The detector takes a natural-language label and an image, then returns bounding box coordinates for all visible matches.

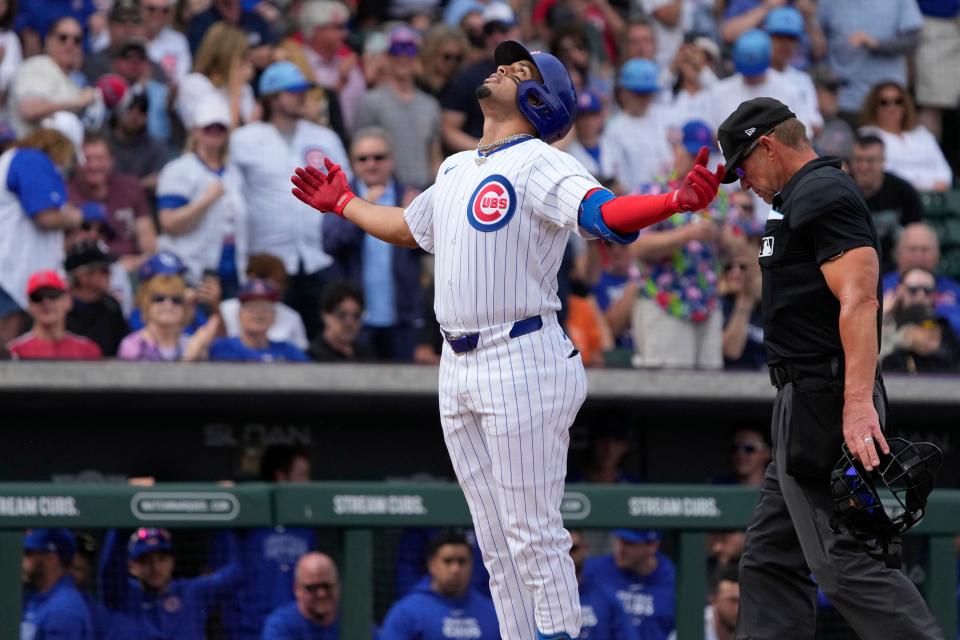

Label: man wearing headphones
[292,41,724,639]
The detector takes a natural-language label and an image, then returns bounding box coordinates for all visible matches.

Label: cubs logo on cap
[467,175,517,232]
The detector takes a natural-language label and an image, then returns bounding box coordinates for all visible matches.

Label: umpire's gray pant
[736,381,944,640]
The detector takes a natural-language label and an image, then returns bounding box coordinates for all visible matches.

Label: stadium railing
[0,482,956,639]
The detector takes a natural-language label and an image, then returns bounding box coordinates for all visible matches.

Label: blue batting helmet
[494,41,577,144]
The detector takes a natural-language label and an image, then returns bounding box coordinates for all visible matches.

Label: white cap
[41,111,85,164]
[482,2,515,25]
[192,96,231,129]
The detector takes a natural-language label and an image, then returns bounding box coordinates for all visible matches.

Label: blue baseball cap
[139,251,187,282]
[128,527,173,560]
[576,91,603,115]
[613,529,662,544]
[80,202,108,224]
[619,58,659,94]
[682,120,716,156]
[24,528,76,563]
[733,30,771,76]
[258,61,313,96]
[765,7,804,38]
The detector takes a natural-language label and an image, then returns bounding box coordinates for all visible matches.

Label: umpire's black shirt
[759,157,882,364]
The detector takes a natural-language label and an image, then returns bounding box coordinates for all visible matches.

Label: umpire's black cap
[718,97,796,183]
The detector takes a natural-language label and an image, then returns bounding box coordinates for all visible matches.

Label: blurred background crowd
[0,0,958,373]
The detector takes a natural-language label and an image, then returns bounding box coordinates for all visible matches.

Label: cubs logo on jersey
[467,175,517,232]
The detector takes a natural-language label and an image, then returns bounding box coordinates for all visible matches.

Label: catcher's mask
[829,437,942,568]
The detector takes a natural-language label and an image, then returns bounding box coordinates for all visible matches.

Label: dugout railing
[0,482,956,639]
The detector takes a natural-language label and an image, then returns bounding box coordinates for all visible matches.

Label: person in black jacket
[65,238,129,356]
[321,128,423,361]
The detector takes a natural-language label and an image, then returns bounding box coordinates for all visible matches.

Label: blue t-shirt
[21,576,93,640]
[261,603,338,640]
[208,527,316,640]
[581,554,676,640]
[592,271,633,349]
[579,579,640,640]
[379,584,500,640]
[7,148,66,218]
[209,336,309,362]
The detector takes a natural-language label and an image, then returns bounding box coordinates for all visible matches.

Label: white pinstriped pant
[438,313,587,639]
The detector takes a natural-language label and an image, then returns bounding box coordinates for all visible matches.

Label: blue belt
[444,316,544,354]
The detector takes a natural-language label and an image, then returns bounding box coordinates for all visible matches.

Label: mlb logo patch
[467,175,517,232]
[760,236,775,257]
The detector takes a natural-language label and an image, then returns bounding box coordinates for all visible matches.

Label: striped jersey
[404,137,600,333]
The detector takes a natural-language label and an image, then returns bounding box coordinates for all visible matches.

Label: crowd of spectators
[0,0,958,372]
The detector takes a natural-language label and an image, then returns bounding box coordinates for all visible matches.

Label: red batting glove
[673,147,726,213]
[291,158,356,217]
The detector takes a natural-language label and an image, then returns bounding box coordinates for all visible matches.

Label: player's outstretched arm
[590,147,725,236]
[291,160,418,249]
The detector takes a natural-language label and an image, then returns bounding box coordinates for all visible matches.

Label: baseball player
[292,40,724,639]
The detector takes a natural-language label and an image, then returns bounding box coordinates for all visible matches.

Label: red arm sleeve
[593,189,681,234]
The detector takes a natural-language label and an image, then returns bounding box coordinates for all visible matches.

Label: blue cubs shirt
[208,336,309,362]
[261,602,338,640]
[582,553,676,640]
[378,582,500,640]
[208,527,316,640]
[578,579,640,640]
[106,568,240,640]
[21,576,93,640]
[7,148,67,218]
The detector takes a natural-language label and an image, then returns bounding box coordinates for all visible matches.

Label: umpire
[718,97,944,640]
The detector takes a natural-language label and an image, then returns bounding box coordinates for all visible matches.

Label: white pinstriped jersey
[404,138,600,334]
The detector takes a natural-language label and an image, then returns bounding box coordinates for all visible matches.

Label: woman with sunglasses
[858,81,953,192]
[156,99,247,300]
[117,273,219,361]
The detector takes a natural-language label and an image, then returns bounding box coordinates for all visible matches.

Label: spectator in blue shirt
[101,527,240,640]
[380,531,500,640]
[570,530,638,640]
[321,128,424,362]
[209,280,309,362]
[21,528,93,640]
[582,530,676,640]
[210,445,317,640]
[261,552,340,640]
